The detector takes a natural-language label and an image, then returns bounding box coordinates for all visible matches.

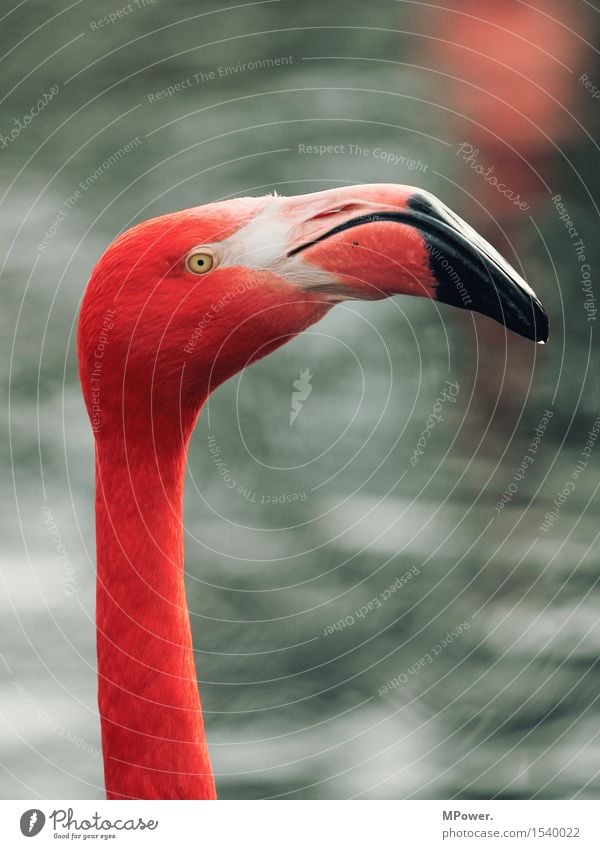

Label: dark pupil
[197,258,204,266]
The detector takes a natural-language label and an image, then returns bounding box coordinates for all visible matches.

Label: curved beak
[284,185,549,344]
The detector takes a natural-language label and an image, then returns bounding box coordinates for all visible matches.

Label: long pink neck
[94,410,215,800]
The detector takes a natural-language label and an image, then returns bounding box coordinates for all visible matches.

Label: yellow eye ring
[185,248,218,275]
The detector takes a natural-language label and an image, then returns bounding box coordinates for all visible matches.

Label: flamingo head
[78,183,548,438]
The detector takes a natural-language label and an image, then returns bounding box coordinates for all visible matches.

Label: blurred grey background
[2,0,600,799]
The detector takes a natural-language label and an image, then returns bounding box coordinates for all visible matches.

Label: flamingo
[77,183,548,800]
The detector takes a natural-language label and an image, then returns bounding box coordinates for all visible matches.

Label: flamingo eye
[185,248,218,275]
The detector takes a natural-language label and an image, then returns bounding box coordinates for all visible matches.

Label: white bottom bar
[1,800,598,848]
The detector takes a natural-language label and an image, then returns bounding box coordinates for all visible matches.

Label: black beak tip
[406,191,550,347]
[433,265,550,345]
[507,294,549,344]
[508,291,550,344]
[472,290,550,345]
[532,300,550,344]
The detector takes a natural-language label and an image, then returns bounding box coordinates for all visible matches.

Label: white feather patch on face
[208,196,342,293]
[217,196,290,270]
